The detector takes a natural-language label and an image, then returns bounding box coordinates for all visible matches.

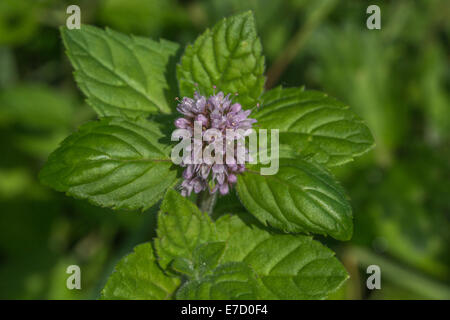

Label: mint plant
[39,11,374,300]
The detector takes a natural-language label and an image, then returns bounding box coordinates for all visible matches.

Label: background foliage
[0,0,448,299]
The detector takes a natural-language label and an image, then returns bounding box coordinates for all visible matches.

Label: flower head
[175,90,256,196]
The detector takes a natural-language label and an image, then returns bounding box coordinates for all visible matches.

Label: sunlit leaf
[39,117,178,211]
[177,11,265,108]
[61,25,179,118]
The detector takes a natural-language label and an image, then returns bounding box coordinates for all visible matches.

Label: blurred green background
[0,0,448,299]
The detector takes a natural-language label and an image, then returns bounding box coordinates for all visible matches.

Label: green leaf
[39,117,178,211]
[155,189,217,270]
[236,158,353,240]
[177,11,265,108]
[61,25,179,119]
[171,241,226,277]
[216,214,349,299]
[101,243,180,300]
[192,241,226,275]
[255,87,375,167]
[176,262,259,300]
[170,257,196,277]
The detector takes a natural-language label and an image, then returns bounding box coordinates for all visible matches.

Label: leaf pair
[41,11,374,242]
[38,11,375,299]
[235,86,375,240]
[101,190,348,300]
[61,11,265,118]
[40,12,266,213]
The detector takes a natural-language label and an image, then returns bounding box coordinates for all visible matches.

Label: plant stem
[197,190,218,215]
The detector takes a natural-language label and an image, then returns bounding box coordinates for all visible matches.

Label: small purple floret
[175,91,256,196]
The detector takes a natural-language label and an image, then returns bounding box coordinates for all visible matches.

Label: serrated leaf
[61,25,179,119]
[101,243,180,300]
[154,190,217,270]
[216,214,349,299]
[255,87,375,167]
[39,117,178,211]
[176,262,259,300]
[236,158,353,240]
[177,11,265,108]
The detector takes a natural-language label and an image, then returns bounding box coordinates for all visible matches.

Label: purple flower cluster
[175,91,256,196]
